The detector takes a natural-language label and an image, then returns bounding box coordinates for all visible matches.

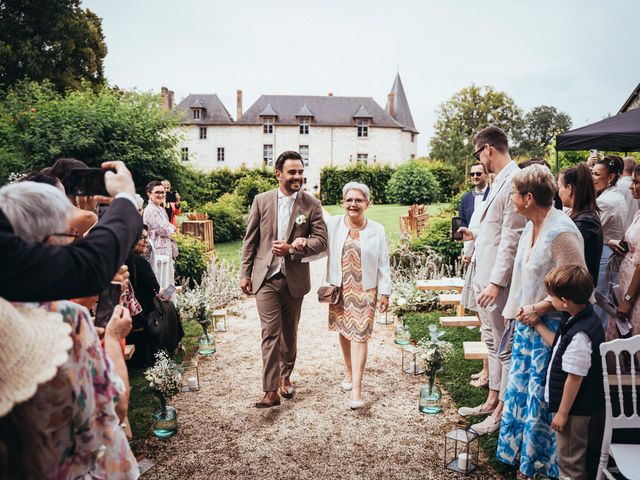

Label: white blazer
[324,215,391,295]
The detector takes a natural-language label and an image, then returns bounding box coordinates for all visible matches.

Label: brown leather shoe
[255,392,281,409]
[278,379,295,399]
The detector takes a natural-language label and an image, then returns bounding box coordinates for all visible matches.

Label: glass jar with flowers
[145,351,182,438]
[418,325,453,414]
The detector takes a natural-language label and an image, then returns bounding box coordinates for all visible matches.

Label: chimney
[387,92,395,118]
[160,86,174,110]
[236,89,243,119]
[328,92,333,96]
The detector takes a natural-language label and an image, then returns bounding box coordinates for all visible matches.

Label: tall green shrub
[386,162,440,205]
[201,192,246,243]
[320,164,394,204]
[175,233,208,285]
[234,174,277,211]
[410,214,460,266]
[417,159,460,202]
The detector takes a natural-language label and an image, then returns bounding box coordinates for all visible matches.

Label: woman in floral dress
[324,182,391,409]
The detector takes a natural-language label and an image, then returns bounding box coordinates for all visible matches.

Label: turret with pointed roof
[386,73,418,133]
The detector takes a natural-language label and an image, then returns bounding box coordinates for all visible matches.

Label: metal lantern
[444,428,480,475]
[375,310,393,325]
[402,345,426,375]
[213,308,227,332]
[180,359,200,392]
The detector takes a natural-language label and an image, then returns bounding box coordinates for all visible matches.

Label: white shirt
[544,331,592,403]
[616,176,640,230]
[473,186,488,212]
[267,190,298,279]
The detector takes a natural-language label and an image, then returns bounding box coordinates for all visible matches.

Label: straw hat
[0,299,73,417]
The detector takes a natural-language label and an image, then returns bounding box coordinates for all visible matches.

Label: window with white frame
[357,119,369,137]
[263,117,274,134]
[357,153,368,164]
[263,144,273,166]
[299,145,309,166]
[217,147,225,162]
[299,118,310,135]
[181,147,189,162]
[199,127,207,139]
[193,109,201,120]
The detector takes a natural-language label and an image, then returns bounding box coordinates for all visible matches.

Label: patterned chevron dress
[329,234,377,342]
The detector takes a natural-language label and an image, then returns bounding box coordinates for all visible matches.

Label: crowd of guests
[0,159,185,479]
[458,127,640,479]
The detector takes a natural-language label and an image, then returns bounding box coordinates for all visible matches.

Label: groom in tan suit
[240,151,327,408]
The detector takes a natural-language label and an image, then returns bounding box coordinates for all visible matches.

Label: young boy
[534,265,604,480]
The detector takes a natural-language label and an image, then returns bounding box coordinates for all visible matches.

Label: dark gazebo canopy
[556,108,640,152]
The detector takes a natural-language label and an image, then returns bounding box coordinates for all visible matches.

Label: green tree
[0,81,182,192]
[516,105,572,158]
[386,162,440,205]
[429,85,523,177]
[0,0,107,92]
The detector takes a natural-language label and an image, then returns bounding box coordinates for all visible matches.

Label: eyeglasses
[473,144,492,161]
[469,172,483,177]
[138,235,149,241]
[510,190,529,197]
[344,198,366,205]
[152,191,166,196]
[43,232,81,243]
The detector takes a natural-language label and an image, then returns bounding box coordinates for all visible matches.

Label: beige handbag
[317,285,341,304]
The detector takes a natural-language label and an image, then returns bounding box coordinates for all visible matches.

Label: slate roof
[619,81,640,114]
[237,95,404,128]
[259,103,278,117]
[296,104,314,117]
[176,94,234,125]
[386,73,418,133]
[353,105,373,118]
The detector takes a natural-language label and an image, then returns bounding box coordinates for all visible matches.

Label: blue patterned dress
[497,208,586,478]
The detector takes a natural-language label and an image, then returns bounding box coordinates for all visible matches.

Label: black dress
[572,210,603,285]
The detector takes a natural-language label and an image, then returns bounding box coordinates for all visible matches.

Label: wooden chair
[597,335,640,480]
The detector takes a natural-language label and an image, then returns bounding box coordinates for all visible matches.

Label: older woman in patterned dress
[323,182,391,409]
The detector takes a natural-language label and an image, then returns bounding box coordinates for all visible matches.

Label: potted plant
[145,351,182,438]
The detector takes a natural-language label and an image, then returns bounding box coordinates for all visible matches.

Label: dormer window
[263,117,274,134]
[193,109,201,120]
[357,119,369,138]
[299,118,310,135]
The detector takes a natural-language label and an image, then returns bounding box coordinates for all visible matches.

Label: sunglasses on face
[469,172,483,177]
[473,144,493,161]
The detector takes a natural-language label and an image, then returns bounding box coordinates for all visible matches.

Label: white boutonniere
[295,214,307,225]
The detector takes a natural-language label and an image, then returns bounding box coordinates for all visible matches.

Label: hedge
[409,213,460,266]
[320,164,394,205]
[175,233,208,285]
[201,192,247,243]
[386,162,441,205]
[417,159,460,202]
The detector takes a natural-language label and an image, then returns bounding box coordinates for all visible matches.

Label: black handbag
[317,285,340,304]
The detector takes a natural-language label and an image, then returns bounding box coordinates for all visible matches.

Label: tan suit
[241,189,327,391]
[470,160,526,400]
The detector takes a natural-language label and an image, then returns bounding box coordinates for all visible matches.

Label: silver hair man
[0,181,73,243]
[342,181,371,202]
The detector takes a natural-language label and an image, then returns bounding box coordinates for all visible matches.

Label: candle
[458,452,470,471]
[188,377,198,390]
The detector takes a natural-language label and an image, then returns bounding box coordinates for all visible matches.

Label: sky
[83,0,640,156]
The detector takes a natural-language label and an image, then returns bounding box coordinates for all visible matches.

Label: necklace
[345,217,367,231]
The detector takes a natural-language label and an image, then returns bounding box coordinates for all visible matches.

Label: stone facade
[167,73,418,191]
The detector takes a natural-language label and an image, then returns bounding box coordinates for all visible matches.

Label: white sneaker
[350,399,366,410]
[458,404,495,417]
[341,381,353,391]
[470,415,500,435]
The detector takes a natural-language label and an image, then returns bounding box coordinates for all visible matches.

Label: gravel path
[139,260,500,479]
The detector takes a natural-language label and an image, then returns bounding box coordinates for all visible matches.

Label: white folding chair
[154,255,174,290]
[597,335,640,480]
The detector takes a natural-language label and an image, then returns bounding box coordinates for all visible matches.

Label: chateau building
[163,73,418,190]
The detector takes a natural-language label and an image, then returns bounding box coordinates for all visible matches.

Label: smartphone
[451,216,463,241]
[159,284,176,301]
[95,282,123,328]
[68,168,114,196]
[620,240,629,254]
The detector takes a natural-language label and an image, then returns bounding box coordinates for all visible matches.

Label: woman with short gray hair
[301,181,390,409]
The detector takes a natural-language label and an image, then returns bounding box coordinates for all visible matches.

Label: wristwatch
[288,245,294,255]
[624,293,634,303]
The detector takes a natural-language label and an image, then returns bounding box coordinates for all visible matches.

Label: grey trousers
[474,279,511,401]
[255,274,304,392]
[555,414,591,480]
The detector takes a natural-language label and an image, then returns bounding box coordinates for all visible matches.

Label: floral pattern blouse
[144,201,178,259]
[18,300,139,480]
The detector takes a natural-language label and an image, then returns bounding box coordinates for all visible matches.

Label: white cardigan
[324,215,391,295]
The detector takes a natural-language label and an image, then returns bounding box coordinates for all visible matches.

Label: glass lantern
[213,308,227,332]
[444,428,480,475]
[375,310,394,325]
[198,331,216,355]
[180,359,200,392]
[419,382,442,414]
[402,345,426,375]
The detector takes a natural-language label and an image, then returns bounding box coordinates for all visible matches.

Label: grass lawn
[214,239,242,268]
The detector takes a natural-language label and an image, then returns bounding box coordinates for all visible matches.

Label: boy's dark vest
[547,304,605,416]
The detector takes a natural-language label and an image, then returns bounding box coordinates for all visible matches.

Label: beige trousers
[474,278,511,401]
[255,273,304,392]
[555,414,591,480]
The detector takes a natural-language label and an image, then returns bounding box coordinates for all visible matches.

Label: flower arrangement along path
[139,260,500,479]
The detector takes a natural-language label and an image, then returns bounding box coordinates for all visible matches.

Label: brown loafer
[278,386,295,399]
[255,397,281,409]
